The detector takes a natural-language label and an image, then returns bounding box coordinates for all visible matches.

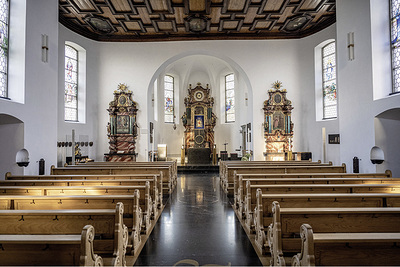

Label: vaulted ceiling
[59,0,336,42]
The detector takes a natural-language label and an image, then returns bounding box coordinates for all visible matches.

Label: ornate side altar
[263,81,294,161]
[105,83,138,162]
[182,83,216,164]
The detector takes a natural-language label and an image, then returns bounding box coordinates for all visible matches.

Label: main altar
[263,81,294,161]
[182,83,216,164]
[105,83,138,162]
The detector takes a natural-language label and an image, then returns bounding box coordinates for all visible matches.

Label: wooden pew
[222,164,347,195]
[0,193,143,253]
[0,203,128,266]
[253,191,400,258]
[75,160,178,182]
[0,183,157,228]
[1,177,163,210]
[219,160,330,185]
[5,172,163,208]
[50,165,175,194]
[240,180,400,228]
[268,201,400,266]
[0,224,103,266]
[292,223,400,266]
[234,170,393,209]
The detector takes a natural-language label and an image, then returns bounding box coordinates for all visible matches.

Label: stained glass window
[322,42,337,119]
[391,0,400,93]
[65,45,78,121]
[0,0,9,99]
[225,73,235,122]
[164,75,174,123]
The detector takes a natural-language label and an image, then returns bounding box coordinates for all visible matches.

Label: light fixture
[348,32,355,61]
[41,34,48,63]
[16,148,29,167]
[173,115,177,130]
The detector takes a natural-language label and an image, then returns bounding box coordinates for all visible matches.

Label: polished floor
[134,173,262,266]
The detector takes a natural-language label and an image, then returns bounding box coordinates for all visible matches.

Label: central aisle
[134,173,262,266]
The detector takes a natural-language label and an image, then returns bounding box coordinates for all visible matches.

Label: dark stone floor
[134,173,262,266]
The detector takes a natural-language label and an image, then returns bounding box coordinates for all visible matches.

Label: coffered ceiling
[59,0,336,42]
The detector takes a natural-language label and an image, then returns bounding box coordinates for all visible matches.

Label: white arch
[146,50,254,156]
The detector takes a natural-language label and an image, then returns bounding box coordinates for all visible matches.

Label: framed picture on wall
[194,115,204,129]
[116,115,130,134]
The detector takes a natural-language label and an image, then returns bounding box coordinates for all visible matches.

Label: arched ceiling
[59,0,336,42]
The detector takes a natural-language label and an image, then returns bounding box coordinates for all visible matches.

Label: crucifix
[223,142,228,151]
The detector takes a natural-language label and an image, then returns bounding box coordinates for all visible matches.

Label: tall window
[164,75,174,123]
[322,42,337,119]
[391,0,400,93]
[65,45,78,121]
[225,73,235,122]
[0,0,9,99]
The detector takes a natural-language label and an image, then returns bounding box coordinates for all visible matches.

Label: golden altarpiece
[105,83,138,162]
[263,81,294,161]
[181,83,216,164]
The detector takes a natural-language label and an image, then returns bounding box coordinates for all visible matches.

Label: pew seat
[267,201,400,266]
[292,224,400,266]
[0,225,103,266]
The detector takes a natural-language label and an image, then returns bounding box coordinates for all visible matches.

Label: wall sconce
[347,32,354,61]
[41,34,48,63]
[173,115,177,130]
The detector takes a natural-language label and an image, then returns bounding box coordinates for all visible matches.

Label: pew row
[253,191,400,257]
[291,224,400,266]
[5,172,163,207]
[222,164,347,195]
[0,224,103,266]
[74,160,177,181]
[240,180,400,229]
[50,165,175,194]
[0,193,143,253]
[234,171,393,210]
[268,201,400,266]
[0,183,160,224]
[0,203,128,266]
[219,160,330,184]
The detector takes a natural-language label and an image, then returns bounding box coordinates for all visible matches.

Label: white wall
[94,39,312,161]
[0,0,59,175]
[337,0,400,173]
[57,25,100,165]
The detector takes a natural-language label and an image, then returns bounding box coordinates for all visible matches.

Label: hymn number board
[182,83,216,149]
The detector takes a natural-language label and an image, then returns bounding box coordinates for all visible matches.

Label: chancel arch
[147,51,253,162]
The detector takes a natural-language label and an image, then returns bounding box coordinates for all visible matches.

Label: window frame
[225,73,235,123]
[0,0,9,99]
[391,0,400,94]
[164,74,174,124]
[321,41,337,120]
[64,44,79,122]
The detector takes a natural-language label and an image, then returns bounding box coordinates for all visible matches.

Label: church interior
[1,0,400,266]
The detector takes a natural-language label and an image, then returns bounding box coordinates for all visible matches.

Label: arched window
[0,0,9,99]
[225,73,235,122]
[164,75,174,123]
[64,44,78,121]
[391,0,400,93]
[322,41,337,119]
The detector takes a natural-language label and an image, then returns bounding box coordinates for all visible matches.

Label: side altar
[105,83,138,162]
[263,81,294,161]
[182,83,217,164]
